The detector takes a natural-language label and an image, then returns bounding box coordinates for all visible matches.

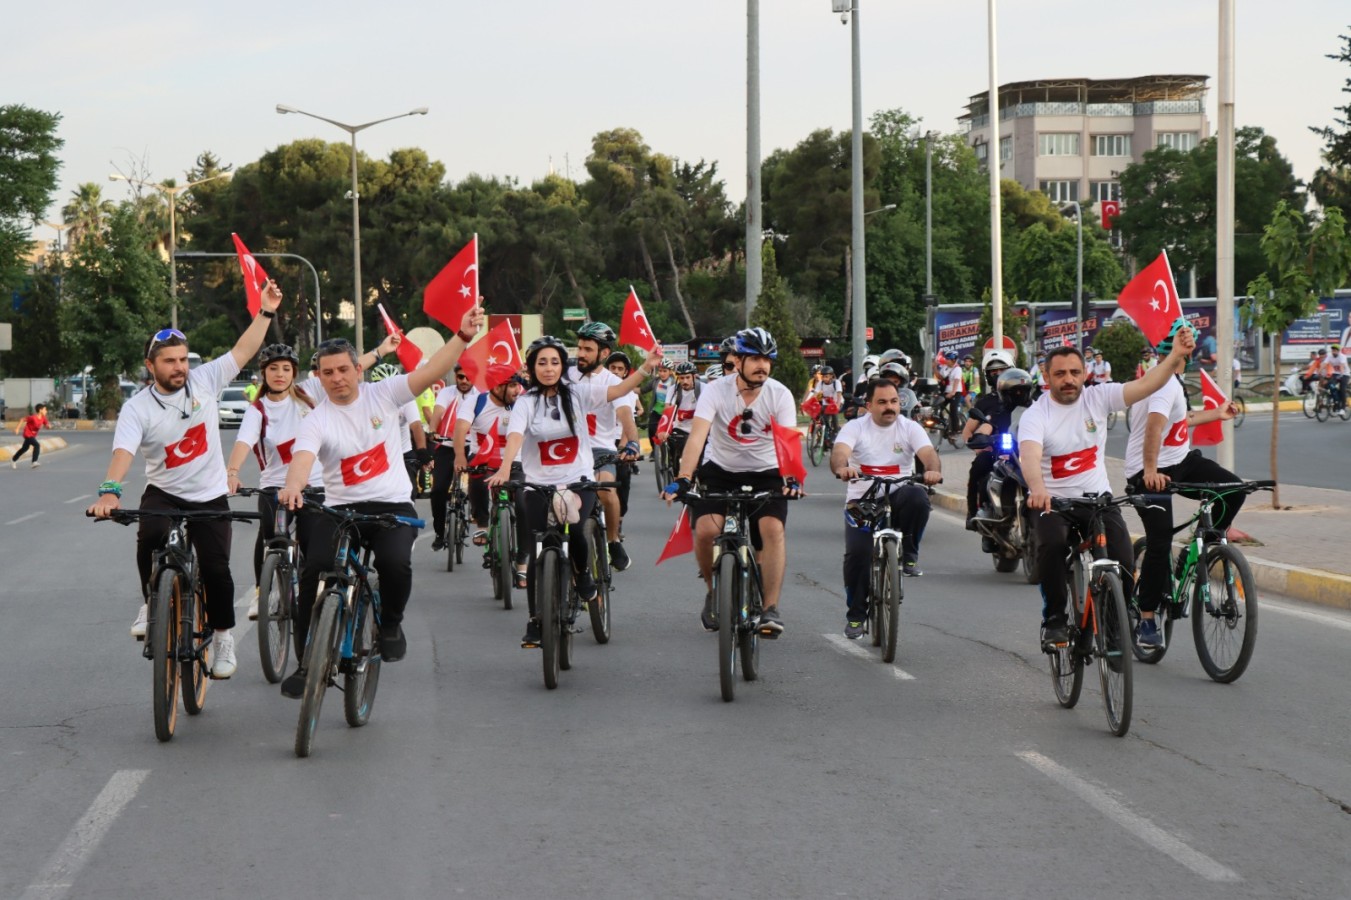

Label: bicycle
[1128,480,1272,682]
[234,487,316,684]
[294,502,424,758]
[89,507,260,742]
[1043,494,1138,737]
[466,464,518,608]
[678,485,797,702]
[847,474,934,664]
[443,477,470,572]
[514,480,614,689]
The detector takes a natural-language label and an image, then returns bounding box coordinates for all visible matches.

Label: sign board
[983,335,1017,351]
[1282,296,1351,360]
[865,327,874,340]
[660,343,689,363]
[562,307,588,321]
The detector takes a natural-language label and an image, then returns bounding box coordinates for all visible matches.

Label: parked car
[218,386,251,428]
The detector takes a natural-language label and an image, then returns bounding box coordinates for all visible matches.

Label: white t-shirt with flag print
[834,414,933,502]
[456,392,518,468]
[1017,382,1126,498]
[669,383,700,434]
[433,385,479,447]
[292,375,418,505]
[507,381,612,486]
[113,355,239,502]
[692,375,798,473]
[1124,376,1190,478]
[236,396,324,489]
[567,365,635,450]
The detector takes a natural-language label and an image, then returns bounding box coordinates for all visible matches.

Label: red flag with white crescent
[469,427,504,468]
[1101,200,1121,230]
[655,506,694,565]
[436,396,460,439]
[424,234,479,331]
[538,435,579,466]
[231,233,269,317]
[653,405,676,444]
[377,303,422,372]
[340,443,390,486]
[1117,251,1182,347]
[1192,369,1228,447]
[458,320,523,392]
[618,286,661,353]
[164,423,209,470]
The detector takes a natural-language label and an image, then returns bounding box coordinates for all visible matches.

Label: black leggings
[1034,505,1133,625]
[521,489,597,620]
[251,489,322,586]
[429,444,457,536]
[966,450,996,518]
[135,485,236,631]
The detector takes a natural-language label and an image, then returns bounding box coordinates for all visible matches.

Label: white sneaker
[130,604,149,639]
[211,630,237,679]
[31,461,40,469]
[247,587,259,621]
[9,460,15,470]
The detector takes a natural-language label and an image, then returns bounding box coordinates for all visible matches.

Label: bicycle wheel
[716,551,738,702]
[1129,538,1171,665]
[454,507,467,565]
[1233,396,1246,428]
[1192,543,1258,683]
[444,504,457,573]
[584,519,612,644]
[497,506,515,610]
[1093,571,1133,737]
[538,548,561,689]
[739,613,760,682]
[652,443,668,494]
[1302,391,1317,418]
[1050,564,1084,709]
[151,574,181,742]
[295,590,340,758]
[880,539,902,664]
[808,423,823,467]
[1020,504,1041,585]
[256,554,291,684]
[869,558,883,649]
[181,583,209,715]
[1316,396,1330,422]
[343,586,381,727]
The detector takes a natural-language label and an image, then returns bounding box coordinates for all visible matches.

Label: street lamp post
[109,171,233,330]
[924,131,936,376]
[843,204,896,340]
[275,104,428,358]
[832,0,867,380]
[1061,201,1084,351]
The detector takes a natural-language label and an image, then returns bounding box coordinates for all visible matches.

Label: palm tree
[61,183,116,249]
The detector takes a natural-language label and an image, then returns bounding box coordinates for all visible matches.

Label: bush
[1093,318,1147,383]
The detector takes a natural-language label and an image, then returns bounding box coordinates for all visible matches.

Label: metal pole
[1075,202,1083,352]
[987,0,1004,352]
[350,131,364,359]
[1216,0,1236,469]
[745,0,762,324]
[168,190,178,330]
[925,131,935,377]
[849,0,867,379]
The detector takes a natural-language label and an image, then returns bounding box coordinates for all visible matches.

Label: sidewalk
[930,447,1351,612]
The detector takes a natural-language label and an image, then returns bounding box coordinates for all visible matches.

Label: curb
[0,436,69,462]
[932,488,1350,613]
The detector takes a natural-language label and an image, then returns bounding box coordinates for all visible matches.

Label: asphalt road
[1,431,1348,899]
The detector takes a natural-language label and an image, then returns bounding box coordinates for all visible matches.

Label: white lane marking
[63,495,92,505]
[6,512,43,526]
[1016,751,1240,883]
[821,633,917,681]
[1262,600,1351,632]
[20,769,151,900]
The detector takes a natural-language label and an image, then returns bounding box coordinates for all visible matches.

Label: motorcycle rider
[961,349,1014,534]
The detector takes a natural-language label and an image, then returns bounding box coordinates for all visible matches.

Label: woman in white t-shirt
[488,336,660,647]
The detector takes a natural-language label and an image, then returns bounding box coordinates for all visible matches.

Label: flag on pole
[377,303,423,372]
[655,506,694,565]
[231,233,269,317]
[424,235,479,331]
[1117,251,1183,348]
[618,286,661,353]
[1101,200,1121,230]
[458,320,523,392]
[1192,369,1229,447]
[771,420,807,484]
[653,405,676,445]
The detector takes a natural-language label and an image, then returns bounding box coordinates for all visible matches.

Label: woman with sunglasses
[487,336,661,648]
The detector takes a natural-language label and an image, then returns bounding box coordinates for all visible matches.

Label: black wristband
[260,309,276,319]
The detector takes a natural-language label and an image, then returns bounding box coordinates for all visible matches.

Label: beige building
[959,75,1210,213]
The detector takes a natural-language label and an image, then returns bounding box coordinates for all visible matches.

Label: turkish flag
[377,303,422,372]
[164,423,209,469]
[1117,251,1182,347]
[824,398,840,416]
[801,396,822,419]
[771,420,807,484]
[340,443,390,486]
[276,438,296,465]
[1101,200,1121,230]
[1192,369,1228,447]
[424,235,478,331]
[653,406,676,444]
[1163,419,1189,447]
[538,435,579,466]
[231,234,269,317]
[1050,445,1098,479]
[860,464,901,476]
[618,286,660,353]
[458,320,523,392]
[655,506,694,565]
[676,408,694,422]
[436,398,460,438]
[469,427,504,468]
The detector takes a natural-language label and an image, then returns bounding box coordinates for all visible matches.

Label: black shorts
[691,462,788,552]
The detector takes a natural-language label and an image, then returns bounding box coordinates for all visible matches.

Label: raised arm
[406,305,487,397]
[1122,327,1195,407]
[606,346,664,401]
[229,281,283,370]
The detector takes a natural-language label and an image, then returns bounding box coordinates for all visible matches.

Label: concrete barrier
[0,436,69,462]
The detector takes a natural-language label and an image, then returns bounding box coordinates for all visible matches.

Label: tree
[0,105,63,293]
[1092,319,1147,388]
[1245,201,1351,507]
[750,244,808,397]
[1310,27,1351,220]
[62,182,117,251]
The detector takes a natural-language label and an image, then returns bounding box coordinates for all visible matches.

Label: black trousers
[12,437,41,462]
[842,485,931,620]
[429,443,457,537]
[1034,505,1133,625]
[966,450,996,518]
[1127,450,1243,612]
[135,485,236,630]
[297,501,419,656]
[521,490,597,620]
[250,489,323,586]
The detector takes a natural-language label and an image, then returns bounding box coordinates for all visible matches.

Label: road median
[0,435,69,462]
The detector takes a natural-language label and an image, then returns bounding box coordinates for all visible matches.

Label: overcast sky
[9,0,1348,235]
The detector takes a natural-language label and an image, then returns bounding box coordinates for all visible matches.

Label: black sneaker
[844,620,866,640]
[380,624,407,662]
[902,560,922,577]
[981,536,997,554]
[965,517,978,532]
[758,606,784,637]
[700,592,718,632]
[280,667,307,699]
[431,534,446,551]
[521,618,542,648]
[609,541,631,572]
[1040,618,1070,650]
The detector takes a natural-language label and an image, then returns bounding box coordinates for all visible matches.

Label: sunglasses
[544,395,562,421]
[147,328,187,354]
[739,408,754,435]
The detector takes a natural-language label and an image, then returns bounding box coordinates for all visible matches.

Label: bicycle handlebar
[88,509,262,525]
[304,503,425,530]
[512,480,616,494]
[1164,480,1275,494]
[1048,493,1142,514]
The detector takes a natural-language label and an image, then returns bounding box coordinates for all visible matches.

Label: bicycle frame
[145,523,203,663]
[321,520,383,668]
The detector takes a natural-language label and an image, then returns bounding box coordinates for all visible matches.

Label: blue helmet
[733,327,778,360]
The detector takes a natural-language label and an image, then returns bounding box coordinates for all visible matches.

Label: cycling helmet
[369,362,401,382]
[525,335,568,367]
[606,351,632,372]
[258,343,299,369]
[878,349,910,368]
[733,327,778,359]
[819,365,835,376]
[703,364,723,380]
[961,354,975,363]
[576,321,617,348]
[673,361,698,376]
[719,335,737,355]
[996,368,1035,409]
[982,348,1015,373]
[1153,316,1190,356]
[878,362,909,385]
[862,353,881,373]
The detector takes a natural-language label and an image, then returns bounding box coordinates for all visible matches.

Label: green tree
[1245,201,1351,507]
[1310,27,1351,220]
[0,105,63,292]
[61,182,117,250]
[750,244,808,397]
[1004,217,1123,306]
[1,264,66,376]
[1091,319,1147,388]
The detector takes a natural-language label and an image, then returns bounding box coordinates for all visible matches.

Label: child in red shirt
[11,403,50,468]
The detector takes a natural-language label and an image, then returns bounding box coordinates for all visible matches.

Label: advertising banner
[1281,297,1351,359]
[934,309,984,363]
[1035,303,1216,356]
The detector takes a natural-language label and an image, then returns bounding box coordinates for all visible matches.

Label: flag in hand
[1117,251,1183,347]
[424,235,479,331]
[618,286,660,353]
[377,303,422,372]
[1192,369,1229,447]
[653,405,676,445]
[655,506,694,565]
[458,320,523,393]
[231,233,269,317]
[771,420,807,484]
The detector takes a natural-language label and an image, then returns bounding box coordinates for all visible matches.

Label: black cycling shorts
[690,462,788,552]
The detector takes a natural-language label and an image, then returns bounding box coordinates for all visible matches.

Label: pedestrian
[243,375,261,402]
[11,403,51,468]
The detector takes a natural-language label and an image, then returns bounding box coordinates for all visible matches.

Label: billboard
[934,309,984,363]
[1281,297,1351,358]
[1035,303,1216,355]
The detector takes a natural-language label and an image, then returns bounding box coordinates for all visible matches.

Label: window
[1091,134,1132,157]
[1037,133,1080,156]
[1000,136,1013,161]
[974,142,988,162]
[1156,132,1198,152]
[1090,181,1121,202]
[1038,180,1080,203]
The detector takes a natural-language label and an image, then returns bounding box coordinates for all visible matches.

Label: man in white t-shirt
[427,366,480,549]
[1091,350,1112,384]
[663,327,801,636]
[278,306,485,694]
[1323,344,1349,411]
[453,375,523,552]
[1020,328,1194,649]
[830,378,943,639]
[88,280,285,679]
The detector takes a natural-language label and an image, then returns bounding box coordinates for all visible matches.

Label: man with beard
[830,378,942,639]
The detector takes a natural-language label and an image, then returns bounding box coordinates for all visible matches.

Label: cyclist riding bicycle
[831,377,943,639]
[1020,329,1195,650]
[428,365,480,550]
[453,373,524,558]
[88,279,286,679]
[661,361,702,463]
[606,351,640,518]
[1323,344,1349,410]
[808,366,843,432]
[646,359,676,448]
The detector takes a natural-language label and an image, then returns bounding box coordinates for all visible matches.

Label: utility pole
[745,0,763,324]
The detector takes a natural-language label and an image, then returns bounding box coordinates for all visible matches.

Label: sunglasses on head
[739,408,754,435]
[147,328,187,354]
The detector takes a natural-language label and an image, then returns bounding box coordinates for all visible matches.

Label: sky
[8,0,1348,238]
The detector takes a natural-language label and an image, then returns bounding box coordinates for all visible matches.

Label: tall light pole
[986,0,1005,351]
[1216,0,1237,469]
[833,0,867,379]
[276,104,429,358]
[1061,201,1084,351]
[746,0,763,324]
[924,131,937,376]
[110,171,233,330]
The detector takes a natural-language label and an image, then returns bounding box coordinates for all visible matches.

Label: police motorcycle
[965,368,1038,581]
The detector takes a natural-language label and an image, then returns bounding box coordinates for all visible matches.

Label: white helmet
[862,354,881,374]
[982,348,1015,372]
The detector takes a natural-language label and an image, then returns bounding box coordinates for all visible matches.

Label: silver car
[218,386,251,428]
